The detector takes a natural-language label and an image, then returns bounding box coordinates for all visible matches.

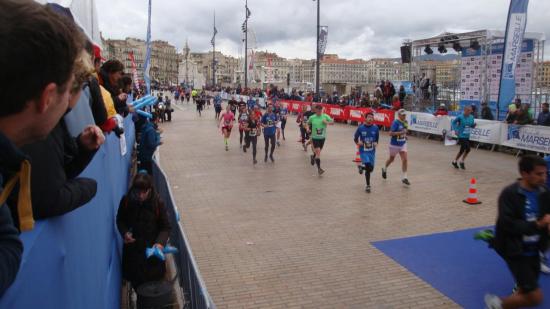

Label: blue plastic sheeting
[372,227,550,309]
[0,117,135,309]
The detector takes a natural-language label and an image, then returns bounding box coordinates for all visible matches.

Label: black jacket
[0,132,24,296]
[99,70,129,117]
[11,120,98,222]
[494,182,550,258]
[481,106,494,120]
[116,192,171,286]
[87,77,108,126]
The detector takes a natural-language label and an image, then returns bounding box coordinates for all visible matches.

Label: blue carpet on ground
[372,227,550,309]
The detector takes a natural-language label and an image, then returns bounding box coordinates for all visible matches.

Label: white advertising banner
[500,124,550,154]
[406,112,451,136]
[469,119,502,144]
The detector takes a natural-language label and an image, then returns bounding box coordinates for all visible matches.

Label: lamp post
[313,0,320,100]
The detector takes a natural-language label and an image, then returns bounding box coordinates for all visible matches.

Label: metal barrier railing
[152,161,216,309]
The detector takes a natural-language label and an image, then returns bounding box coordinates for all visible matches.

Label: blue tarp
[0,118,135,309]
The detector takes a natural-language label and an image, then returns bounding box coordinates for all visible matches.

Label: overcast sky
[96,0,549,60]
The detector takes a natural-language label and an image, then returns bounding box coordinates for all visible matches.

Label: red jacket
[434,109,448,116]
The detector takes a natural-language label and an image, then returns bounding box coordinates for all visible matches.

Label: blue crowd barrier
[0,117,135,309]
[152,161,216,309]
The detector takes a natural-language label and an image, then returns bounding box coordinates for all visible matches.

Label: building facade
[102,37,179,85]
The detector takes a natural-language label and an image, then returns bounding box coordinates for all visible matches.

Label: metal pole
[315,0,320,99]
[212,15,216,88]
[244,0,248,89]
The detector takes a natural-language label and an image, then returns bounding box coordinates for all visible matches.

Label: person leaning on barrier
[481,101,494,120]
[99,60,130,117]
[116,173,171,289]
[0,0,84,295]
[11,49,105,223]
[537,103,550,126]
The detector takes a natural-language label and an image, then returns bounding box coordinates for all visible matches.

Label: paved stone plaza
[159,103,519,308]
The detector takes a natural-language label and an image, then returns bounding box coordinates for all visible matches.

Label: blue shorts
[360,151,375,166]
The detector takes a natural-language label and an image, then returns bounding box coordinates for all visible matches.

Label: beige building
[320,54,369,84]
[189,51,239,86]
[541,61,550,89]
[102,37,178,85]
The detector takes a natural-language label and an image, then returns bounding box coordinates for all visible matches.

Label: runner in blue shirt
[451,106,476,170]
[247,97,256,111]
[261,104,278,162]
[382,109,410,185]
[214,93,223,120]
[354,112,379,193]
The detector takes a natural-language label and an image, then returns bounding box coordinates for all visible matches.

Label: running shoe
[264,155,268,162]
[365,185,371,193]
[276,141,281,147]
[253,159,257,165]
[402,178,411,186]
[225,145,229,151]
[452,161,459,169]
[474,229,494,242]
[460,162,466,170]
[283,136,286,141]
[270,155,275,163]
[318,168,325,175]
[358,165,363,175]
[302,144,307,152]
[483,294,502,309]
[243,146,247,153]
[310,155,315,166]
[382,168,387,179]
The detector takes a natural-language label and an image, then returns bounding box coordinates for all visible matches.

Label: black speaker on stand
[400,45,411,64]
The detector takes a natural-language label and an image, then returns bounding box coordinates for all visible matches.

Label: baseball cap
[397,109,406,115]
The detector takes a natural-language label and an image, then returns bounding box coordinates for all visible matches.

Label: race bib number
[249,130,257,137]
[316,128,324,135]
[363,140,373,151]
[397,134,406,142]
[463,126,471,135]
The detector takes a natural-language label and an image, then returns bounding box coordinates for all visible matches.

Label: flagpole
[315,0,320,99]
[212,11,216,88]
[244,0,248,90]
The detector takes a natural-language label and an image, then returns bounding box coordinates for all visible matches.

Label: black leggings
[458,138,471,156]
[264,135,276,157]
[246,134,257,159]
[363,163,373,185]
[300,127,309,143]
[239,129,245,145]
[281,119,287,137]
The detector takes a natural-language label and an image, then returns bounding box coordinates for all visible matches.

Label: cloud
[96,0,549,60]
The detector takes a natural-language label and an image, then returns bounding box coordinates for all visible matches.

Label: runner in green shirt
[307,105,334,175]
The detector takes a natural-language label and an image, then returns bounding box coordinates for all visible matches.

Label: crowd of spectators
[0,0,170,297]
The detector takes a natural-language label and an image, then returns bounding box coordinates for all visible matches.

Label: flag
[242,21,246,33]
[211,26,217,46]
[143,0,152,95]
[318,26,328,56]
[246,7,251,18]
[128,51,140,90]
[497,0,529,117]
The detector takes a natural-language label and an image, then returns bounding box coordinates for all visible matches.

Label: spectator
[481,102,494,120]
[82,42,107,127]
[471,104,479,119]
[164,96,172,122]
[0,0,84,295]
[434,104,448,116]
[11,50,104,224]
[515,106,533,125]
[116,173,171,288]
[537,103,550,126]
[505,104,519,124]
[99,60,129,117]
[398,85,406,104]
[138,115,162,175]
[413,85,422,109]
[383,80,396,105]
[391,95,401,111]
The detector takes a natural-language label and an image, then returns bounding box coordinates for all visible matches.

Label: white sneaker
[484,294,502,309]
[541,262,550,275]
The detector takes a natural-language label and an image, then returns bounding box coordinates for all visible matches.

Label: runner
[353,112,379,193]
[297,104,314,151]
[228,96,238,117]
[213,92,223,120]
[252,104,263,120]
[484,155,550,309]
[196,95,205,117]
[382,109,410,185]
[218,105,235,151]
[273,101,283,147]
[307,105,334,175]
[261,104,278,162]
[279,103,289,142]
[247,96,256,111]
[237,104,250,149]
[451,106,476,170]
[243,111,261,164]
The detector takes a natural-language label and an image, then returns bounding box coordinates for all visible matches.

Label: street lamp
[313,0,320,100]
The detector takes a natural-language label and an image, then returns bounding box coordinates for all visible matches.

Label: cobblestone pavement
[158,101,518,308]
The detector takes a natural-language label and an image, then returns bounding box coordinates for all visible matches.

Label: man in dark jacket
[485,155,550,309]
[537,103,550,126]
[481,102,494,120]
[0,0,85,295]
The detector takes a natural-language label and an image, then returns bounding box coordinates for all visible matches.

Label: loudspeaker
[400,45,411,63]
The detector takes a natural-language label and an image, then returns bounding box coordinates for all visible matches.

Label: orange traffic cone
[463,178,482,205]
[352,144,361,163]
